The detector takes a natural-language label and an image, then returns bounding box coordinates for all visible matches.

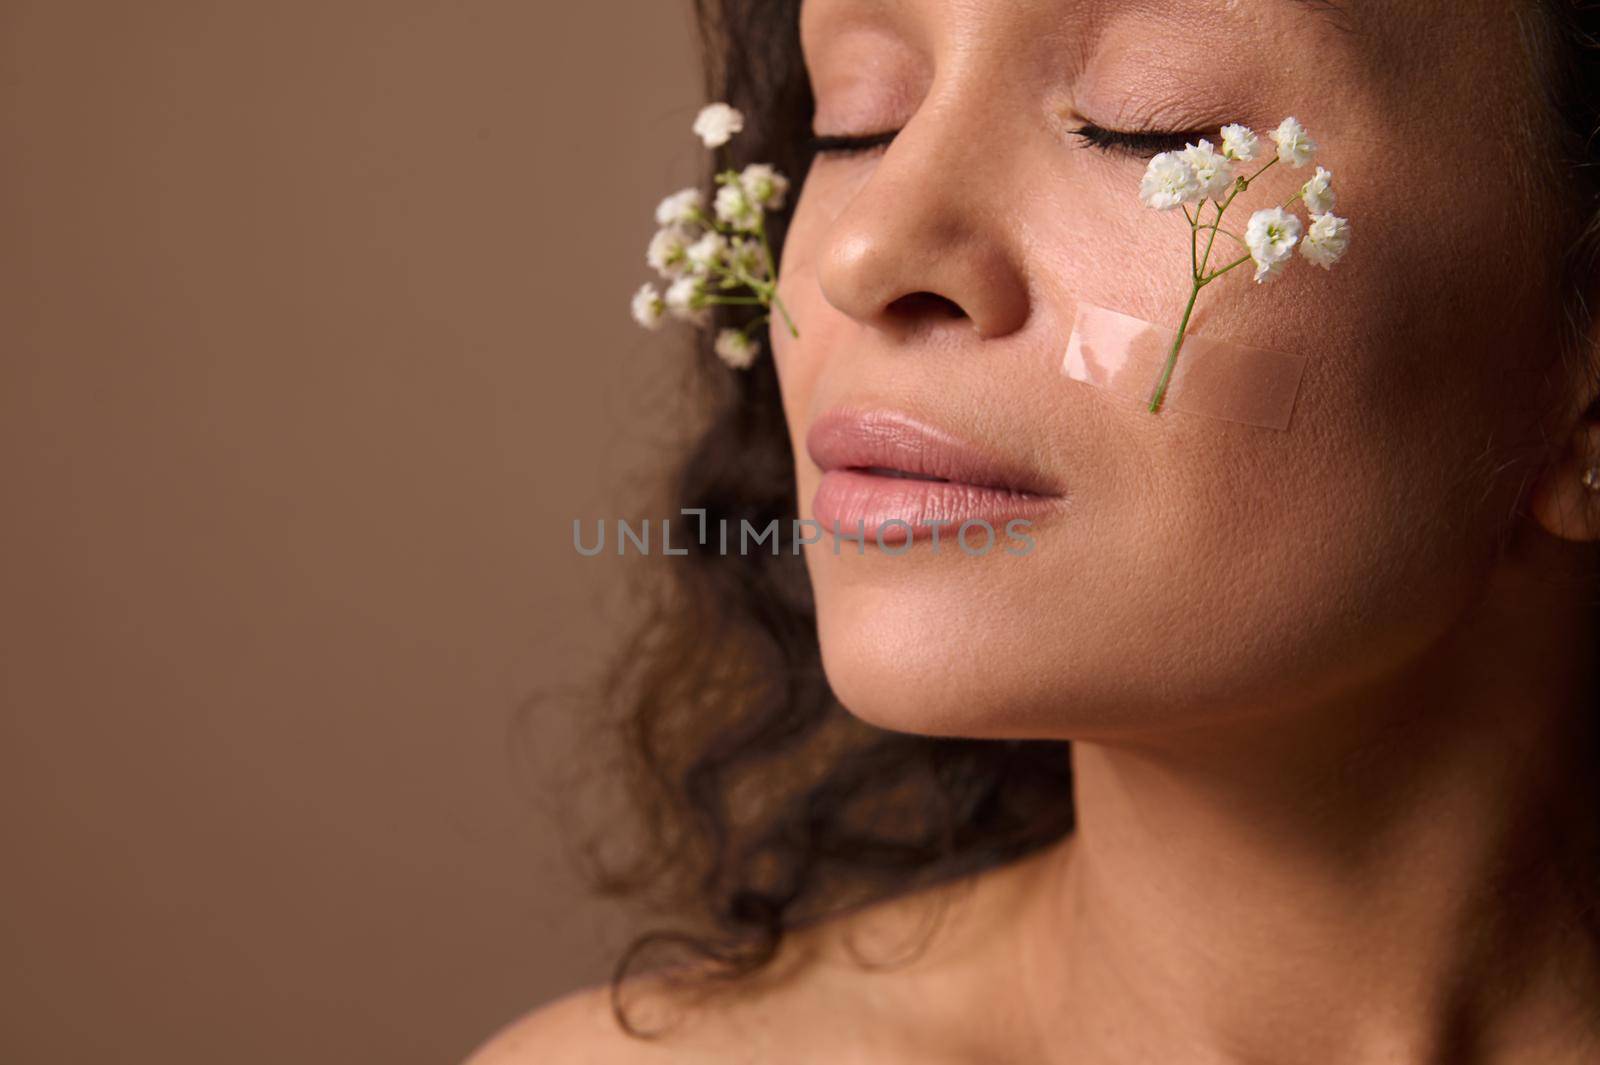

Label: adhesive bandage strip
[1062,302,1309,431]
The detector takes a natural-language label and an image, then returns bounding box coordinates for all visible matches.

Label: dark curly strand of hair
[568,0,1600,1041]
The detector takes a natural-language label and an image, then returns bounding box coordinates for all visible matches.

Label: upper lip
[805,407,1063,497]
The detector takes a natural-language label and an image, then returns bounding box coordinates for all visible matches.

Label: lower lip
[811,469,1066,547]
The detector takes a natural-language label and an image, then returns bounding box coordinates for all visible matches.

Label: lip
[805,407,1067,546]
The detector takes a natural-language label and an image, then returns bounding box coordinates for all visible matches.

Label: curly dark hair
[549,0,1600,1040]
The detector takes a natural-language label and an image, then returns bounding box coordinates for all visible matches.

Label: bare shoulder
[457,938,876,1065]
[459,955,838,1065]
[461,849,1056,1065]
[459,982,665,1065]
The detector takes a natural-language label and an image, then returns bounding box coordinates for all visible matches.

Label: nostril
[886,291,967,320]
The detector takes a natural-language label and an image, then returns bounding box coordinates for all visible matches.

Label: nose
[814,121,1032,341]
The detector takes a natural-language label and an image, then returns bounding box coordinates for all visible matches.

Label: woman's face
[772,0,1581,738]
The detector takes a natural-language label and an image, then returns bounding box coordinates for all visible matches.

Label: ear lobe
[1529,418,1600,542]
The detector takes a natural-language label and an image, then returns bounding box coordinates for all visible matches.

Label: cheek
[769,171,845,476]
[765,140,1542,738]
[802,407,1505,740]
[1023,164,1533,727]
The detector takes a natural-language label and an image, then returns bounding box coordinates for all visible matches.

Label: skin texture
[469,0,1600,1061]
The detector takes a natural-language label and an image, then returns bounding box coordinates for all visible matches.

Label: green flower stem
[1183,204,1199,274]
[756,215,799,339]
[1151,200,1227,413]
[1199,182,1245,273]
[1202,253,1255,284]
[1148,154,1280,414]
[1245,155,1280,186]
[1193,222,1247,250]
[770,291,799,338]
[706,260,762,291]
[1148,279,1201,413]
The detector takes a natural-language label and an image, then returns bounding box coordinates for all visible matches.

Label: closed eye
[1070,123,1211,158]
[807,124,1208,160]
[807,130,898,157]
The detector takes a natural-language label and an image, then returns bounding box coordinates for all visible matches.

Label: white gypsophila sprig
[1299,212,1352,269]
[631,283,667,330]
[715,182,762,232]
[628,100,800,364]
[1179,138,1235,201]
[1300,166,1335,214]
[655,187,705,228]
[739,164,790,211]
[714,329,759,370]
[1269,116,1317,168]
[1245,207,1303,283]
[1139,151,1202,210]
[727,236,767,282]
[693,103,744,149]
[1134,116,1350,413]
[684,231,730,274]
[664,275,711,328]
[647,226,695,279]
[1220,123,1258,162]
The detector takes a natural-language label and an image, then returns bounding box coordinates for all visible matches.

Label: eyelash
[806,130,899,156]
[1068,123,1209,158]
[806,123,1205,159]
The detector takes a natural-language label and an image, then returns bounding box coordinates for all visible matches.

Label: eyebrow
[802,0,1358,42]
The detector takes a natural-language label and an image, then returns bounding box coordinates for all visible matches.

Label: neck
[1012,564,1600,1065]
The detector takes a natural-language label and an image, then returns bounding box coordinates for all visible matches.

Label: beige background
[0,3,705,1062]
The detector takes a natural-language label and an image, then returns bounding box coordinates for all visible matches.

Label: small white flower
[1245,207,1303,283]
[1179,138,1235,201]
[739,163,790,211]
[715,182,761,231]
[647,225,694,279]
[631,283,666,330]
[665,275,711,327]
[1139,151,1201,210]
[693,102,744,149]
[727,236,766,280]
[714,329,758,370]
[684,231,729,273]
[1269,116,1317,168]
[1300,166,1335,214]
[1299,211,1351,269]
[655,188,704,227]
[1220,123,1258,162]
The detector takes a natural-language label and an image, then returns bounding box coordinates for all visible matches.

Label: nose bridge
[813,59,1034,341]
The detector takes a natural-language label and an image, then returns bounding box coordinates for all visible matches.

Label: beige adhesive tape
[1063,302,1309,431]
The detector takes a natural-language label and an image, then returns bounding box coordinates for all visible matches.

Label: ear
[1529,406,1600,543]
[1528,268,1600,544]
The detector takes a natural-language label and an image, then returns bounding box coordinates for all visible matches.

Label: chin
[804,540,1402,746]
[806,549,1108,740]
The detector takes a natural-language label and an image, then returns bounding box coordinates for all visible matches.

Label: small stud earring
[1583,465,1600,492]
